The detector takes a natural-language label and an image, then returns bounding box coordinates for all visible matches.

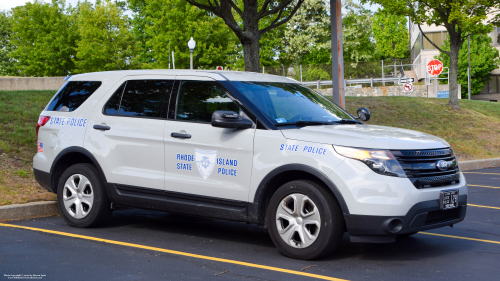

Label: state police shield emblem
[195,149,217,180]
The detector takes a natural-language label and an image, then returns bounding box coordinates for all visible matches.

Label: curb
[459,158,500,171]
[0,201,59,222]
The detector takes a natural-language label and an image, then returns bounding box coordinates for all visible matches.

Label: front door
[163,77,255,201]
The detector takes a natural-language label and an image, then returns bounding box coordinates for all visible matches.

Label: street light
[188,37,196,70]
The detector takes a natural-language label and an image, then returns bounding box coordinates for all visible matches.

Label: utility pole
[468,34,471,100]
[330,0,345,108]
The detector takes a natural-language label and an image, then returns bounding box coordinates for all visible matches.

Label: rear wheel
[57,163,112,227]
[267,180,344,260]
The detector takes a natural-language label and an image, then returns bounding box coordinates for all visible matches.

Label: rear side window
[104,83,125,115]
[104,80,174,118]
[46,81,102,112]
[176,81,239,122]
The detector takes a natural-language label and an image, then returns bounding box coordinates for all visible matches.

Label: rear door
[85,76,174,191]
[163,77,255,201]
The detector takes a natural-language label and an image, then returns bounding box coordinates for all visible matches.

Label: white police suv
[33,70,466,259]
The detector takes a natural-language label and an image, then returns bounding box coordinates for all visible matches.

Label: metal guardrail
[302,77,410,89]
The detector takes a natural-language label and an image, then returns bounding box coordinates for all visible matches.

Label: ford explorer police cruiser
[33,70,466,260]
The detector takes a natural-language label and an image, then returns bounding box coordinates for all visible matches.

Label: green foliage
[9,0,77,76]
[73,0,139,73]
[0,11,14,76]
[437,34,500,97]
[342,0,377,64]
[15,170,28,178]
[372,8,408,60]
[130,0,239,70]
[302,66,331,81]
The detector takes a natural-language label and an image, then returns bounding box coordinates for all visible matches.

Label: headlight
[333,146,406,178]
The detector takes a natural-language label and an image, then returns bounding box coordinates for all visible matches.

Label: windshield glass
[231,82,353,125]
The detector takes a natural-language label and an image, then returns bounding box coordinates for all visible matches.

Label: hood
[280,124,450,150]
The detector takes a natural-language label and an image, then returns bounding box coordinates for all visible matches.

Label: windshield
[231,82,354,126]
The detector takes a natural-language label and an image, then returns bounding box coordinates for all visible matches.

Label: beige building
[410,20,500,101]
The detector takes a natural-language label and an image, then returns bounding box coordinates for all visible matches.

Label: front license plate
[440,189,459,210]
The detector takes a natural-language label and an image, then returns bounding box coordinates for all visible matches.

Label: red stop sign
[427,59,443,76]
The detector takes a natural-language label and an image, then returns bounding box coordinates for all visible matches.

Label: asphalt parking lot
[1,167,500,281]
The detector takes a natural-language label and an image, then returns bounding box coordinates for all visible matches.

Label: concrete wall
[0,77,66,91]
[316,84,461,99]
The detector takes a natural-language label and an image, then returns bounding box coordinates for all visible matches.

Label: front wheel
[267,180,344,260]
[57,163,112,227]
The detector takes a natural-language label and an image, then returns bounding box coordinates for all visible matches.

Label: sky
[1,0,380,13]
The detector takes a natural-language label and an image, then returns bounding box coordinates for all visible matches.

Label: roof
[68,69,299,83]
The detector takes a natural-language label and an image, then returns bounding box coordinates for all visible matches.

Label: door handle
[171,132,191,139]
[93,124,111,131]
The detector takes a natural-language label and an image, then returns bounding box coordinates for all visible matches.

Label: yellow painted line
[468,184,500,189]
[468,204,500,210]
[420,232,500,245]
[463,172,500,175]
[0,223,347,281]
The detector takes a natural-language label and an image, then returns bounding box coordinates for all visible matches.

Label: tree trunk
[448,33,461,110]
[242,36,261,72]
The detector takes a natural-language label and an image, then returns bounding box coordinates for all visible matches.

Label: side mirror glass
[211,110,253,129]
[357,107,370,122]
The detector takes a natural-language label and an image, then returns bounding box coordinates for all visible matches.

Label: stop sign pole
[427,60,444,97]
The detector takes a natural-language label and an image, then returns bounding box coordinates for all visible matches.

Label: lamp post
[188,37,196,70]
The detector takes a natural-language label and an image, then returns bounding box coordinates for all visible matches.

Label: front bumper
[344,194,467,243]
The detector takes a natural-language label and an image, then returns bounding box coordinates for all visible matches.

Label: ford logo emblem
[436,160,450,171]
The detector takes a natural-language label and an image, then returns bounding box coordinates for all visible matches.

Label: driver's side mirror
[357,107,371,121]
[211,110,253,129]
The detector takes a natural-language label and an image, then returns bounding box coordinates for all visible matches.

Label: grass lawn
[0,90,499,206]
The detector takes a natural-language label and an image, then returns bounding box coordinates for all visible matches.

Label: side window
[176,81,239,122]
[46,81,102,112]
[104,82,125,115]
[116,80,173,117]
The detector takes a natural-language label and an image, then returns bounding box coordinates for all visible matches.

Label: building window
[422,31,447,50]
[411,33,422,60]
[490,27,500,46]
[481,75,500,94]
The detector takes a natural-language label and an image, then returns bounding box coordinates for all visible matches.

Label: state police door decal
[195,149,217,180]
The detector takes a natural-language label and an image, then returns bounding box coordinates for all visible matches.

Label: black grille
[425,207,462,225]
[392,148,460,189]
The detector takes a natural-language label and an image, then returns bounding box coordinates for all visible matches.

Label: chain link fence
[257,59,413,85]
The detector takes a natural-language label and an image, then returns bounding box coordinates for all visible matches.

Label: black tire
[266,180,344,260]
[57,163,112,227]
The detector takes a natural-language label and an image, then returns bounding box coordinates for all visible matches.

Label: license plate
[440,189,459,210]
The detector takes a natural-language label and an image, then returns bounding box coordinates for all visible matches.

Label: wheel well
[50,152,94,194]
[257,170,342,226]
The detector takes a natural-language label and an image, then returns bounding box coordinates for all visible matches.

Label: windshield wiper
[333,119,363,124]
[275,121,334,127]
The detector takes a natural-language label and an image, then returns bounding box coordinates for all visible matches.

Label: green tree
[0,11,14,76]
[438,34,500,97]
[186,0,305,72]
[282,0,330,65]
[9,0,77,76]
[343,0,377,65]
[73,0,138,73]
[129,0,239,70]
[365,0,497,109]
[372,8,409,75]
